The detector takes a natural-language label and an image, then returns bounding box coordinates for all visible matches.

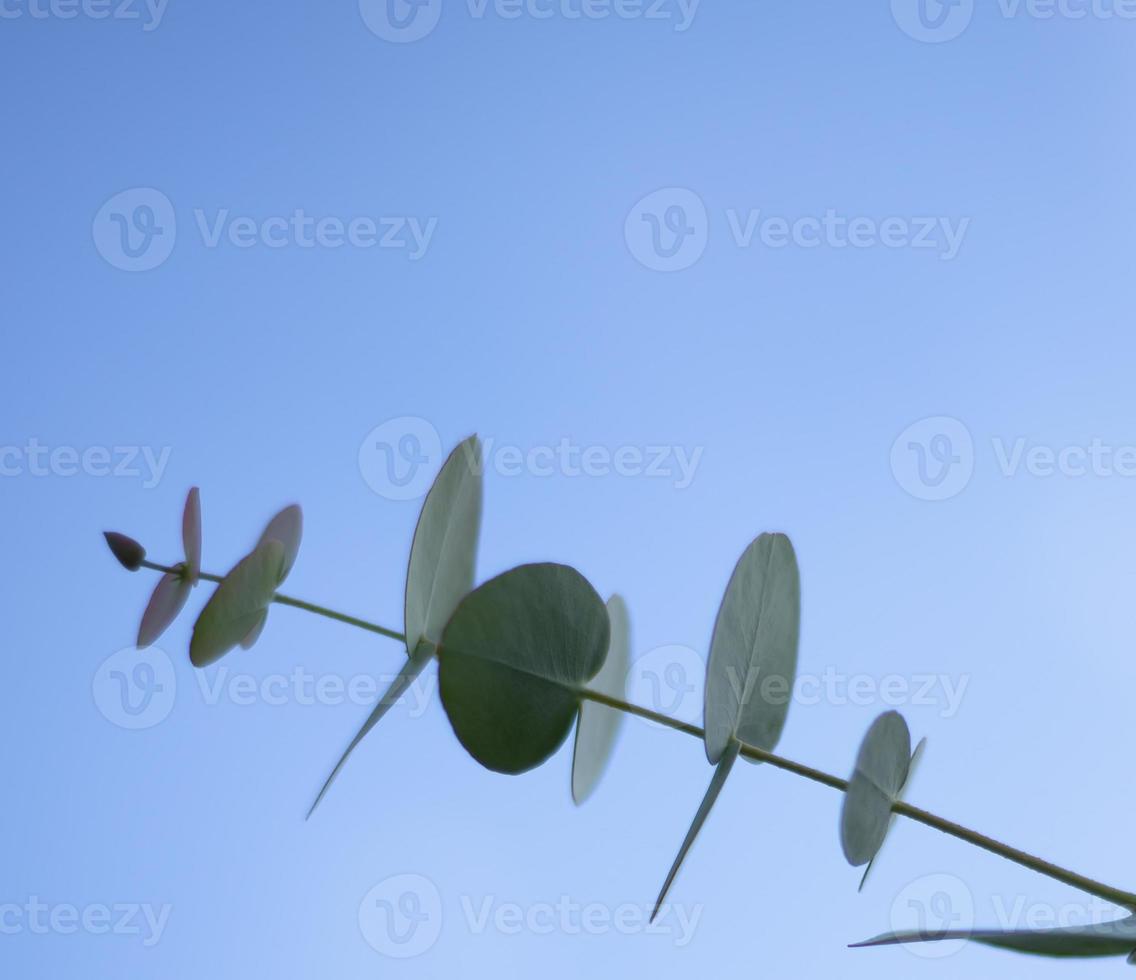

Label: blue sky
[3,1,1136,977]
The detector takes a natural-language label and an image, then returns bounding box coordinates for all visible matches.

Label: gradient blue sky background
[4,1,1136,976]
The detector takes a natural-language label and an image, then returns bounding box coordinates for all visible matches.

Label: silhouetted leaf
[257,504,301,582]
[858,737,925,891]
[405,436,482,656]
[704,533,800,764]
[183,487,201,586]
[190,540,285,667]
[439,563,608,774]
[104,531,145,571]
[137,570,191,648]
[852,917,1136,959]
[572,594,631,805]
[841,711,911,867]
[651,740,739,921]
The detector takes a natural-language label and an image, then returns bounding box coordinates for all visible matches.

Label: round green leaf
[190,539,285,667]
[405,435,482,657]
[841,710,912,866]
[439,563,608,775]
[703,532,801,764]
[571,594,631,805]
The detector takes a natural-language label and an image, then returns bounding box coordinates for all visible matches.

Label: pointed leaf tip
[183,488,201,585]
[405,435,483,657]
[652,740,740,919]
[852,916,1136,959]
[105,531,146,571]
[307,642,435,819]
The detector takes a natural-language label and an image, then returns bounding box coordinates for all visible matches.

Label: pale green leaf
[571,594,631,805]
[703,533,800,764]
[405,435,482,657]
[841,711,911,867]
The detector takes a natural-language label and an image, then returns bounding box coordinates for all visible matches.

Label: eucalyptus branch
[579,689,1136,911]
[132,555,1136,913]
[108,443,1136,963]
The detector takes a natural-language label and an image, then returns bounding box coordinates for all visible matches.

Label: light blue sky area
[3,1,1136,977]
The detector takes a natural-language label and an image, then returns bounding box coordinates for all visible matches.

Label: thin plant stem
[139,559,406,643]
[579,688,1136,910]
